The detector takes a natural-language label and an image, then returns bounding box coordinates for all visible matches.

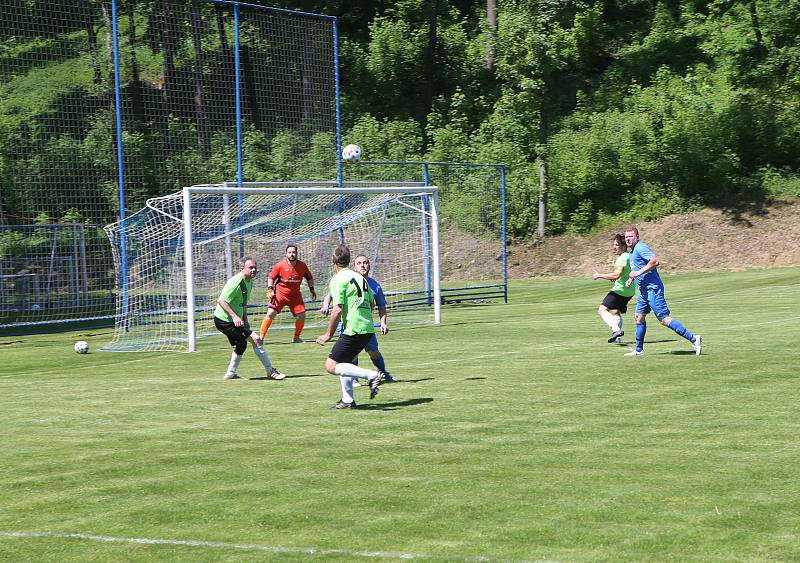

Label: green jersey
[611,252,635,297]
[213,272,252,322]
[329,267,375,336]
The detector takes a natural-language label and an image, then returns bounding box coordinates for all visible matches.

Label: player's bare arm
[316,304,343,345]
[378,305,388,335]
[629,256,659,279]
[320,294,332,316]
[218,298,243,327]
[627,256,659,286]
[306,274,317,300]
[593,266,623,281]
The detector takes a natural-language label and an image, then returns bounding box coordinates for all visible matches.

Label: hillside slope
[506,198,800,279]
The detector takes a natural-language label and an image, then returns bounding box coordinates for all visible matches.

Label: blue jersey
[367,277,387,310]
[330,276,386,334]
[629,240,663,288]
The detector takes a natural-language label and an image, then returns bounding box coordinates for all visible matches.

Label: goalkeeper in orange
[259,244,317,343]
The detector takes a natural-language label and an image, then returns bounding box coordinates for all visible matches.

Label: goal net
[103,183,440,352]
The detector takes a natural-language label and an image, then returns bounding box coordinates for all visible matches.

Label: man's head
[332,244,350,267]
[285,244,298,263]
[354,254,370,276]
[613,234,626,254]
[241,257,258,280]
[624,227,639,249]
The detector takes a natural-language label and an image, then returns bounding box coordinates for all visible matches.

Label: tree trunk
[100,1,114,90]
[537,102,548,238]
[485,0,497,71]
[240,46,263,131]
[127,0,146,125]
[191,1,210,155]
[215,5,229,55]
[85,10,102,84]
[749,0,766,58]
[160,0,177,151]
[422,0,437,139]
[100,1,121,215]
[0,186,6,225]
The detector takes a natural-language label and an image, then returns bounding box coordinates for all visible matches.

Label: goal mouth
[104,182,441,352]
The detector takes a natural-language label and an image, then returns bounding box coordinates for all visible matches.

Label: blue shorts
[635,284,671,320]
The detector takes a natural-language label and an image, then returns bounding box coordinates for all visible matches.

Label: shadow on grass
[356,397,434,411]
[385,377,434,383]
[664,350,700,355]
[614,338,674,347]
[465,376,487,380]
[247,372,324,380]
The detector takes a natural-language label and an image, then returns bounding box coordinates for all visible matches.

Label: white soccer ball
[342,143,362,162]
[74,340,89,354]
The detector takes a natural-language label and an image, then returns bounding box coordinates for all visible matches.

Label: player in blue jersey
[624,227,702,356]
[320,254,396,382]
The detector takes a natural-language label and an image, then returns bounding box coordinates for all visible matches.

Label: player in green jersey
[592,234,635,344]
[213,258,285,380]
[316,244,385,409]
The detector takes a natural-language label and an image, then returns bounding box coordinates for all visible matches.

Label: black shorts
[214,317,252,347]
[601,291,632,313]
[329,333,374,363]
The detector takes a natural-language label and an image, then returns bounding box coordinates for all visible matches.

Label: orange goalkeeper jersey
[268,259,313,299]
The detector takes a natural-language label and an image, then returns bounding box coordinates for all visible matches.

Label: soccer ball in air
[74,340,89,354]
[342,144,362,162]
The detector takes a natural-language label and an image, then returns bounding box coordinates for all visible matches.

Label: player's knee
[367,350,380,360]
[598,305,607,314]
[634,313,646,324]
[324,358,337,375]
[659,315,672,326]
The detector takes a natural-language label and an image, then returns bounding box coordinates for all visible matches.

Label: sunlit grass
[1,267,799,561]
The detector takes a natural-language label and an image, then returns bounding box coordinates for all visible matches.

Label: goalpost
[104,183,441,352]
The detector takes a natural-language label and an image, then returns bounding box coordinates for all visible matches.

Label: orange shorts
[269,292,306,316]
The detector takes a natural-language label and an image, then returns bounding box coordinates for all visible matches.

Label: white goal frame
[181,184,441,351]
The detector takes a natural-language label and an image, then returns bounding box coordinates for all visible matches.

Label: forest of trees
[2,0,800,241]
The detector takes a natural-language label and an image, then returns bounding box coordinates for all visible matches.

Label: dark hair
[625,226,639,237]
[614,234,626,247]
[332,244,350,266]
[285,244,298,253]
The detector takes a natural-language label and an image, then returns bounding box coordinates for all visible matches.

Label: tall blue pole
[234,5,243,187]
[422,163,432,305]
[500,165,508,303]
[234,5,245,258]
[333,18,342,188]
[333,18,345,243]
[111,0,129,321]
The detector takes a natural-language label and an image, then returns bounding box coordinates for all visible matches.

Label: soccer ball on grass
[342,144,362,162]
[74,340,89,354]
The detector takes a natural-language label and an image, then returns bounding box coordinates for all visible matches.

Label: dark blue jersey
[367,277,387,310]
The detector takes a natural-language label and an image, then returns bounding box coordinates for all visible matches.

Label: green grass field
[2,268,800,562]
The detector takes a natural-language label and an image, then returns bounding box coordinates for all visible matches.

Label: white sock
[225,352,242,377]
[252,345,273,372]
[334,362,378,380]
[617,316,624,331]
[339,376,355,403]
[600,309,618,331]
